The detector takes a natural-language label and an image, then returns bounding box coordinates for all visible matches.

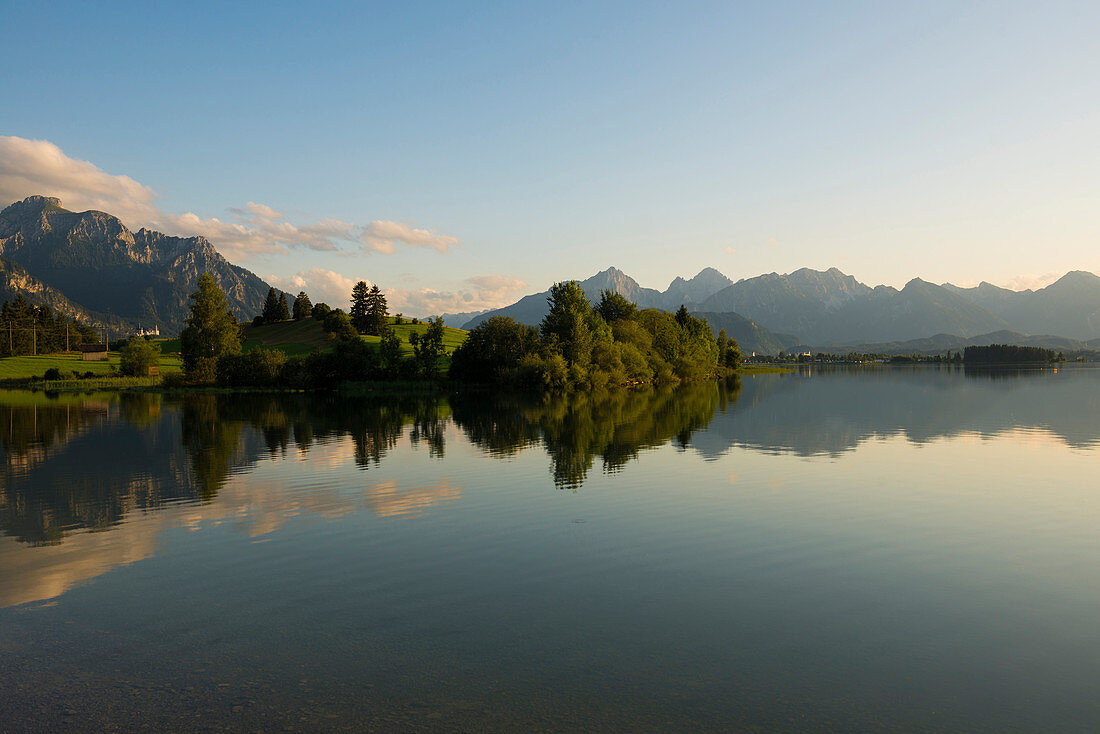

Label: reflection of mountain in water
[692,366,1100,459]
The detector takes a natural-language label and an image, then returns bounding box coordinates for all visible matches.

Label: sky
[2,0,1099,314]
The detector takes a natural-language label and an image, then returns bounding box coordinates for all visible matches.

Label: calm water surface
[1,366,1098,731]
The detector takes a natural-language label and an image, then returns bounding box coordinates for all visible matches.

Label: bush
[252,315,265,327]
[44,367,64,380]
[216,349,287,387]
[120,338,160,376]
[311,302,332,320]
[323,309,358,340]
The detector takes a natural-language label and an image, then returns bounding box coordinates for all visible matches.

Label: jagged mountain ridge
[467,265,1100,349]
[942,271,1100,340]
[462,266,733,330]
[0,195,275,334]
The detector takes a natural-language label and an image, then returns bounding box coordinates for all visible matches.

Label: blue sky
[2,1,1099,314]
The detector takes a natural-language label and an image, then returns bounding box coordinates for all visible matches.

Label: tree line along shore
[0,275,1070,391]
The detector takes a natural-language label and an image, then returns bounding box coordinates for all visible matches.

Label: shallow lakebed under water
[1,365,1098,731]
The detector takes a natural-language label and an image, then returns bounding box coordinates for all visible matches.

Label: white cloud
[385,274,529,317]
[0,135,457,261]
[244,201,284,220]
[361,220,458,254]
[725,246,737,255]
[1000,272,1061,292]
[266,268,365,309]
[465,274,527,301]
[263,271,528,318]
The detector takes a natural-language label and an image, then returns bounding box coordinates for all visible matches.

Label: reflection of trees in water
[0,394,174,546]
[0,382,739,545]
[454,379,738,490]
[177,393,449,480]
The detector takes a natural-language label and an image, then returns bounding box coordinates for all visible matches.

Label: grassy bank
[0,351,183,380]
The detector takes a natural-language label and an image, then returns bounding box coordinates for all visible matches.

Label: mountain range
[0,195,274,334]
[2,195,1098,351]
[465,265,1100,352]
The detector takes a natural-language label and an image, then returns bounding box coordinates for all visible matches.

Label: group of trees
[257,288,316,325]
[963,344,1064,364]
[182,275,740,390]
[350,281,389,335]
[180,273,451,386]
[449,282,739,389]
[0,296,100,357]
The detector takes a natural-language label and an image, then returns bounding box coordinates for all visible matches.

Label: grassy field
[0,318,469,384]
[0,352,183,380]
[240,319,331,356]
[242,318,468,358]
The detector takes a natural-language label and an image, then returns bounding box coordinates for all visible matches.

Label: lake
[1,366,1098,731]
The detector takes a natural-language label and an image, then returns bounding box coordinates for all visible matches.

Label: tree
[181,274,242,382]
[119,338,160,376]
[540,281,596,367]
[311,302,331,320]
[276,292,291,321]
[449,315,540,382]
[366,284,389,335]
[409,317,446,377]
[350,281,371,333]
[595,289,637,324]
[261,287,281,324]
[717,328,728,366]
[379,327,404,376]
[723,336,742,370]
[292,291,312,320]
[323,309,358,341]
[675,304,690,327]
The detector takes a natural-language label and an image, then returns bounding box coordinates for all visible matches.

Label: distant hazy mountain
[436,310,487,329]
[0,195,275,334]
[463,266,733,330]
[700,268,1014,344]
[660,267,734,309]
[465,263,1100,349]
[942,271,1100,340]
[693,312,800,355]
[464,267,660,329]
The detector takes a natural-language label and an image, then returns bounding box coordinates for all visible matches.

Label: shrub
[120,338,160,376]
[216,349,287,387]
[322,309,358,340]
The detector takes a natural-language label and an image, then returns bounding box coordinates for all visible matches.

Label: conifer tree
[276,292,290,321]
[292,291,312,320]
[350,281,371,333]
[261,287,280,324]
[181,273,242,382]
[366,284,389,335]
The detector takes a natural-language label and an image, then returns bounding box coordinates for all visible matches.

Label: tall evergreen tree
[261,287,281,324]
[292,291,313,320]
[181,273,242,382]
[276,292,290,321]
[366,284,389,335]
[350,281,371,333]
